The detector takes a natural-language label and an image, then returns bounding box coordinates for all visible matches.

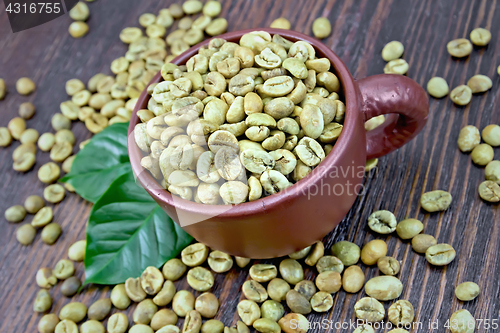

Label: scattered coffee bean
[111,284,132,310]
[485,161,500,183]
[34,289,52,312]
[208,250,233,273]
[360,239,388,265]
[377,256,400,276]
[449,309,475,333]
[53,259,75,279]
[388,300,414,326]
[384,59,409,75]
[285,290,311,315]
[150,309,178,331]
[294,280,316,301]
[455,282,480,301]
[450,85,472,105]
[354,297,385,322]
[471,143,494,166]
[368,210,397,234]
[364,276,403,301]
[396,218,424,239]
[267,278,290,302]
[420,190,452,212]
[38,314,60,333]
[182,243,209,267]
[331,241,360,266]
[270,18,291,30]
[68,239,86,261]
[16,77,36,95]
[59,302,87,323]
[312,18,331,39]
[425,243,456,266]
[0,78,5,99]
[279,259,304,285]
[254,318,281,333]
[315,271,341,293]
[5,205,26,223]
[16,223,36,245]
[61,276,82,297]
[447,38,472,57]
[304,241,324,266]
[237,299,261,325]
[243,280,268,302]
[467,74,492,93]
[69,21,89,38]
[457,125,481,153]
[81,320,105,333]
[55,319,79,333]
[470,28,491,46]
[19,102,36,119]
[202,320,224,333]
[478,180,500,202]
[133,299,158,325]
[129,324,154,333]
[172,290,195,317]
[382,41,404,61]
[141,266,164,295]
[88,298,112,321]
[278,313,309,333]
[342,265,365,293]
[482,124,500,147]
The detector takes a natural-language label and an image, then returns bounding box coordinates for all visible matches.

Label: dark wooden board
[0,0,499,332]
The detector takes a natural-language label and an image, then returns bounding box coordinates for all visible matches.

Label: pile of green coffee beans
[135,32,347,204]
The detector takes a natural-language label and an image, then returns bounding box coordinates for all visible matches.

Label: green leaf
[60,123,132,203]
[84,172,193,285]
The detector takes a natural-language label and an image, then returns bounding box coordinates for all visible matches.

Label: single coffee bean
[449,309,475,333]
[353,324,375,333]
[202,320,224,333]
[368,210,397,234]
[304,241,324,266]
[0,127,12,147]
[243,280,268,302]
[59,302,87,323]
[36,267,57,288]
[342,265,365,293]
[267,278,290,302]
[173,290,195,317]
[450,85,472,105]
[133,299,158,325]
[383,59,409,75]
[447,38,473,57]
[125,277,147,302]
[69,21,89,38]
[279,259,304,285]
[253,318,281,333]
[38,314,60,333]
[237,299,261,326]
[425,243,456,266]
[150,309,178,331]
[377,257,400,276]
[129,324,154,333]
[182,310,202,333]
[260,170,290,194]
[427,77,449,98]
[294,280,316,301]
[458,125,481,153]
[361,240,388,266]
[331,241,360,266]
[17,223,37,245]
[396,218,424,239]
[467,74,492,93]
[187,267,214,292]
[470,27,491,46]
[411,234,437,254]
[471,144,494,166]
[16,77,36,95]
[68,240,86,261]
[315,271,342,293]
[61,276,81,297]
[278,313,309,333]
[195,292,219,318]
[34,289,52,312]
[107,313,129,333]
[388,300,414,326]
[250,264,278,283]
[88,298,112,321]
[219,181,249,204]
[420,190,452,212]
[53,259,75,280]
[482,124,500,147]
[13,151,36,172]
[364,276,403,301]
[240,149,275,174]
[354,297,385,322]
[111,284,131,310]
[455,282,480,301]
[316,255,344,274]
[31,206,53,228]
[38,162,61,184]
[382,41,404,61]
[270,17,291,29]
[153,280,176,306]
[141,266,164,295]
[286,290,311,314]
[310,291,333,312]
[203,1,221,16]
[55,319,79,333]
[80,320,105,333]
[182,243,209,267]
[260,300,285,321]
[479,180,500,202]
[24,195,45,214]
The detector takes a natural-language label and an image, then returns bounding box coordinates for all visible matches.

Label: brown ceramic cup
[128,28,428,258]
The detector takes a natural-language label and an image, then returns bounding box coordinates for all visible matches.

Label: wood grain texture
[0,0,499,332]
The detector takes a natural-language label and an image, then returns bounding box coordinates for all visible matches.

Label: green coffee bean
[425,243,456,266]
[449,309,475,333]
[447,38,472,58]
[364,276,403,301]
[354,297,385,322]
[420,190,452,212]
[153,280,176,307]
[368,210,397,234]
[61,276,81,297]
[467,74,492,93]
[16,77,36,95]
[270,18,291,30]
[237,300,261,325]
[382,41,404,61]
[129,324,154,333]
[36,267,57,288]
[38,314,60,333]
[427,77,449,98]
[294,280,316,301]
[331,241,360,266]
[455,282,480,301]
[140,266,164,295]
[24,195,44,214]
[342,265,364,293]
[479,180,500,202]
[88,298,111,321]
[450,85,472,105]
[16,223,36,245]
[163,258,187,280]
[59,302,87,323]
[195,292,219,318]
[411,234,437,254]
[312,18,331,39]
[5,205,27,223]
[310,291,333,312]
[68,240,86,261]
[396,218,424,239]
[316,255,344,274]
[315,271,342,293]
[482,125,500,147]
[53,259,75,280]
[243,280,268,302]
[383,59,409,75]
[187,267,214,291]
[267,278,290,302]
[471,144,494,166]
[470,28,491,46]
[34,289,53,312]
[202,320,224,333]
[388,300,414,326]
[377,257,400,276]
[172,290,195,317]
[110,284,131,310]
[151,309,178,331]
[279,259,304,285]
[286,290,311,314]
[133,299,158,325]
[253,318,281,333]
[278,313,309,333]
[81,320,105,333]
[250,264,278,282]
[55,319,78,333]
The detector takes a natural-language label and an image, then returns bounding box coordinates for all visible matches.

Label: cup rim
[128,28,359,219]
